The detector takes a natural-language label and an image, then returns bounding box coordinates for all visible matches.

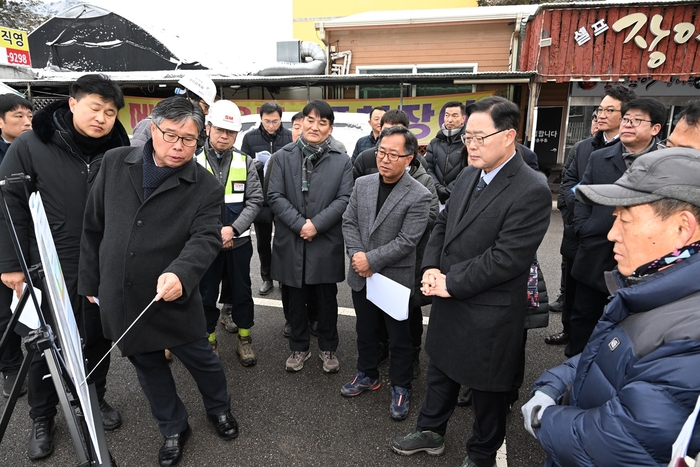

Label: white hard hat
[177,75,216,106]
[207,100,242,132]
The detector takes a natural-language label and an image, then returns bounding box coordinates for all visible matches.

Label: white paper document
[11,283,42,330]
[668,394,700,467]
[366,273,410,321]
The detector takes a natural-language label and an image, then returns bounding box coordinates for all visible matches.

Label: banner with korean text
[0,27,31,67]
[121,91,494,145]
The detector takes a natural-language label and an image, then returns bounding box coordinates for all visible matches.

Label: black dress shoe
[258,280,273,295]
[28,416,56,460]
[3,372,27,398]
[158,425,191,467]
[456,387,473,407]
[208,410,239,440]
[549,295,564,312]
[544,332,570,345]
[100,399,122,431]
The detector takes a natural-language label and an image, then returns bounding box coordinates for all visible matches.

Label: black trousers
[352,288,413,389]
[254,221,273,282]
[128,337,230,437]
[199,241,254,334]
[566,280,609,357]
[416,362,509,467]
[377,305,424,348]
[561,255,576,336]
[281,284,319,324]
[0,286,23,376]
[28,296,111,420]
[287,282,338,352]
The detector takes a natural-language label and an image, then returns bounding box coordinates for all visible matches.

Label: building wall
[326,21,515,73]
[293,0,478,45]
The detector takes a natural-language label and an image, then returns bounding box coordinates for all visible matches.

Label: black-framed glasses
[461,128,507,147]
[621,117,652,127]
[596,107,621,116]
[375,149,412,162]
[154,122,198,147]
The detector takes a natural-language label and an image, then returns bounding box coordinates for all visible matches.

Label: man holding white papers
[341,126,431,421]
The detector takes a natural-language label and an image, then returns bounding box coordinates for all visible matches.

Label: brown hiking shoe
[236,335,257,366]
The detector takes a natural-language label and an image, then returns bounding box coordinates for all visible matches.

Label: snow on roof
[319,5,540,28]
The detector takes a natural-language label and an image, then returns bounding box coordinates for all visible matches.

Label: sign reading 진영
[0,27,31,67]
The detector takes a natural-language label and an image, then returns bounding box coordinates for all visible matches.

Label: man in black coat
[267,100,353,373]
[546,85,637,349]
[79,97,238,467]
[0,93,32,399]
[424,100,467,207]
[568,97,667,356]
[0,74,128,460]
[240,102,293,296]
[391,96,551,467]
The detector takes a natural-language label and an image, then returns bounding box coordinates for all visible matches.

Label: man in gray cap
[522,147,700,466]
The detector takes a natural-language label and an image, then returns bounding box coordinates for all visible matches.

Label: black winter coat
[424,126,466,203]
[560,132,619,259]
[0,99,129,343]
[79,145,222,356]
[240,125,293,222]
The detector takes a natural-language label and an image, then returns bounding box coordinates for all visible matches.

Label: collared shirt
[480,152,516,186]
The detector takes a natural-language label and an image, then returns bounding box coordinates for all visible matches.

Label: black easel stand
[0,174,114,466]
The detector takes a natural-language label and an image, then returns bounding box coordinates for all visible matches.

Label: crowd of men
[0,73,700,467]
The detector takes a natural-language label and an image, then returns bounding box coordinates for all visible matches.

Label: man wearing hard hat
[131,75,217,148]
[197,100,263,366]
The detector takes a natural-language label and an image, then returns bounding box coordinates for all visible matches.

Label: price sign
[0,27,31,67]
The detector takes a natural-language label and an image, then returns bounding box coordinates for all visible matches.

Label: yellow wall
[293,0,478,45]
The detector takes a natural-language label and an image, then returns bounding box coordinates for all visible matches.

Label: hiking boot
[456,387,473,407]
[378,341,390,365]
[390,430,445,456]
[208,332,219,357]
[27,416,56,460]
[283,321,291,338]
[340,371,381,397]
[99,399,122,431]
[285,350,311,372]
[236,335,257,367]
[219,305,238,333]
[390,386,410,420]
[412,347,421,379]
[319,351,340,373]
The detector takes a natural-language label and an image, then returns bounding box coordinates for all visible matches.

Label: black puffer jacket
[424,126,466,203]
[240,124,293,222]
[0,98,129,341]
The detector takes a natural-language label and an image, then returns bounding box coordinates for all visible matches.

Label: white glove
[521,390,556,438]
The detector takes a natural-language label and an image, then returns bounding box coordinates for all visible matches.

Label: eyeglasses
[375,149,412,162]
[656,138,670,150]
[461,129,507,147]
[154,123,198,147]
[262,119,281,127]
[621,117,652,127]
[596,107,621,116]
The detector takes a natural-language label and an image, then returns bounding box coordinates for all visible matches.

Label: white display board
[28,192,101,463]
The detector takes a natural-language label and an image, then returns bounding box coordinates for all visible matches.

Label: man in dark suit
[391,96,551,467]
[79,97,238,467]
[341,126,431,420]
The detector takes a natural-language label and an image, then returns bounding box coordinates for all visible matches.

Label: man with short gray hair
[523,147,700,466]
[79,96,238,466]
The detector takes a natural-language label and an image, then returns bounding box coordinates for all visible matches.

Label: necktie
[468,177,486,208]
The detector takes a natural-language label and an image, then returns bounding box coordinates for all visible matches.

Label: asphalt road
[0,207,569,467]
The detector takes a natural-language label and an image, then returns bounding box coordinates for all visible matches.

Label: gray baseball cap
[576,147,700,207]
